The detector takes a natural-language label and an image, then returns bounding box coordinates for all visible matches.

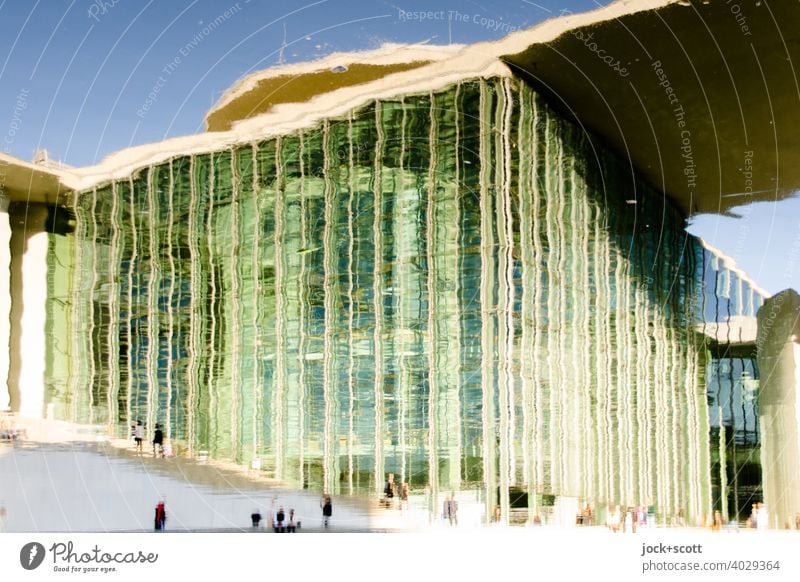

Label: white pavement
[0,439,382,533]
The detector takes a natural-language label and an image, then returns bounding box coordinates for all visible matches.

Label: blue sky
[1,0,797,294]
[0,0,601,165]
[686,202,800,296]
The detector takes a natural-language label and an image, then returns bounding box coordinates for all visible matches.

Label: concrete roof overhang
[0,153,72,205]
[203,43,465,132]
[500,0,800,217]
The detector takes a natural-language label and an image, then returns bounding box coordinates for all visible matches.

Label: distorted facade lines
[8,77,768,527]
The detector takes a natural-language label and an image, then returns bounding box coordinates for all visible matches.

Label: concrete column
[0,195,10,411]
[7,202,50,418]
[756,289,800,529]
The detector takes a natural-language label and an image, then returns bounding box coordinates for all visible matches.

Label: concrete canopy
[203,43,465,132]
[501,0,800,216]
[0,153,72,205]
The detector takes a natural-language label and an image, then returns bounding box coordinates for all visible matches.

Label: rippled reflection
[42,77,767,525]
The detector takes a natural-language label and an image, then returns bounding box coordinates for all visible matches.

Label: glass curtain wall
[44,77,767,524]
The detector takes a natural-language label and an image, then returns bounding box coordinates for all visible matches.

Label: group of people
[0,425,25,442]
[607,506,650,532]
[251,507,299,532]
[382,474,409,509]
[384,476,461,526]
[576,504,594,526]
[140,491,794,533]
[250,495,333,532]
[132,420,167,457]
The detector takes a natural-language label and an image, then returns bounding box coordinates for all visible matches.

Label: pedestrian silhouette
[321,495,332,529]
[134,421,143,454]
[384,473,395,499]
[251,509,262,528]
[400,483,409,509]
[153,425,163,457]
[154,501,166,531]
[276,507,285,532]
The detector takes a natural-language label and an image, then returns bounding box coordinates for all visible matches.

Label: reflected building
[34,78,764,525]
[3,1,800,528]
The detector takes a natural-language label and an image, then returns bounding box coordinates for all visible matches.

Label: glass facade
[43,77,767,524]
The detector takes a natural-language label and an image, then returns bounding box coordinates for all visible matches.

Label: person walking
[321,495,332,529]
[276,507,286,533]
[384,473,395,501]
[757,503,768,530]
[712,510,723,532]
[443,495,459,525]
[607,505,621,532]
[251,509,262,529]
[134,421,144,454]
[154,501,166,531]
[448,494,459,526]
[152,424,164,458]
